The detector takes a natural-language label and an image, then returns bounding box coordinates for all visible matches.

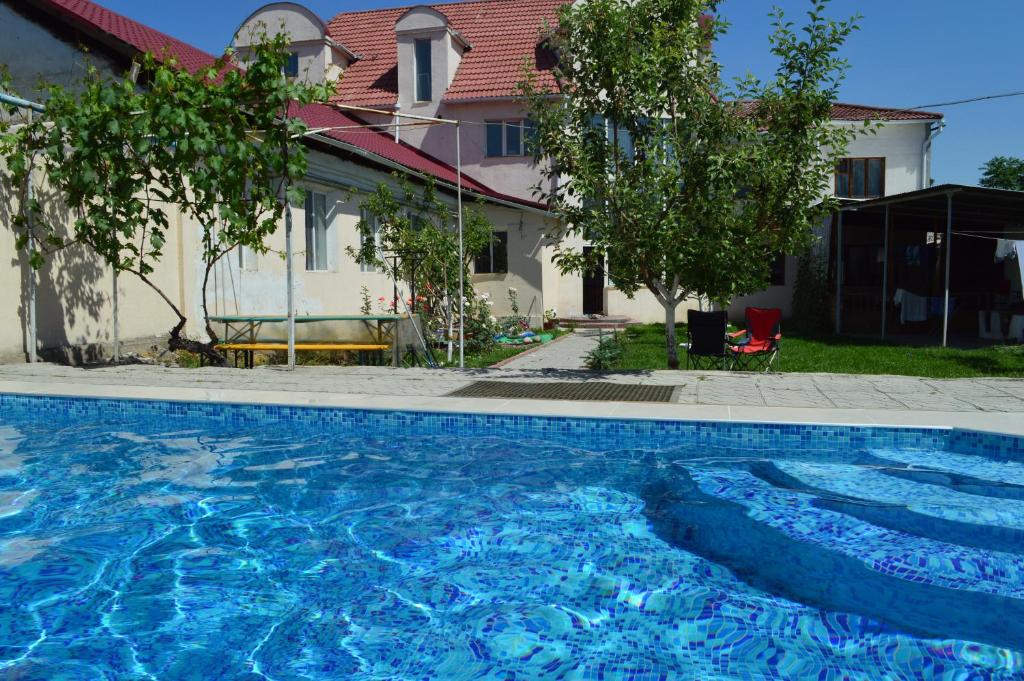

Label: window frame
[414,39,432,102]
[835,157,885,199]
[474,230,508,274]
[304,191,330,272]
[485,120,535,157]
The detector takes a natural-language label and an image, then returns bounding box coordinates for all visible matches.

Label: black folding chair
[686,310,732,370]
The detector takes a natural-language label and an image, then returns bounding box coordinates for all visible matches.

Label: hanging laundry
[894,288,928,323]
[995,239,1019,262]
[903,246,922,266]
[1015,241,1024,301]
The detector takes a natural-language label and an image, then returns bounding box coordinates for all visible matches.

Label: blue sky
[99,0,1023,186]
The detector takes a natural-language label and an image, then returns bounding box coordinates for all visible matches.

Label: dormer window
[414,39,432,101]
[284,52,300,78]
[395,6,470,106]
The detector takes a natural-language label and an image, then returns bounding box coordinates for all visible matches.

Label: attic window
[414,39,432,101]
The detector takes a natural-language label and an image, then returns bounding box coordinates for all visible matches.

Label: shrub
[584,331,624,370]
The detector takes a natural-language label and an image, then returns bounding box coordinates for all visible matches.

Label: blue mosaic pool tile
[0,392,986,455]
[3,391,1024,680]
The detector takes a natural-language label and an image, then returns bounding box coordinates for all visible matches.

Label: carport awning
[839,184,1024,234]
[833,184,1024,347]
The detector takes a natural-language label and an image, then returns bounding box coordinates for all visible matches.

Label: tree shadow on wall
[0,171,110,363]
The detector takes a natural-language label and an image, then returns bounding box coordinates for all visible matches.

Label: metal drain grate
[446,381,677,403]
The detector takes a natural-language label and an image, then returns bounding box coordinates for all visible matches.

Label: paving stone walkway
[0,361,1021,414]
[498,329,603,370]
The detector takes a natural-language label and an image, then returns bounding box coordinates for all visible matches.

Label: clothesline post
[881,205,889,339]
[942,192,953,348]
[835,210,844,335]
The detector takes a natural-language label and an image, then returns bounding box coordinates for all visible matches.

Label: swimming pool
[1,394,1022,680]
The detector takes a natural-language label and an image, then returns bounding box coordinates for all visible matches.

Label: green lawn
[616,324,1024,378]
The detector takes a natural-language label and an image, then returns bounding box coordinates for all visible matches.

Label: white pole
[25,113,37,364]
[456,121,465,368]
[942,192,953,348]
[112,268,120,362]
[285,197,296,369]
[881,205,889,339]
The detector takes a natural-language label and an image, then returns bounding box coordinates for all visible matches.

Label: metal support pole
[456,121,465,368]
[942,193,953,348]
[881,206,889,339]
[835,210,844,335]
[285,197,296,369]
[25,129,37,363]
[112,269,121,362]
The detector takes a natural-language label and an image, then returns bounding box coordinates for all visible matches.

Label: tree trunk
[663,300,679,370]
[167,318,227,366]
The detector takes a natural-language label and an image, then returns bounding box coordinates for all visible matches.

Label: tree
[979,156,1024,191]
[520,0,861,368]
[0,33,332,364]
[348,175,493,360]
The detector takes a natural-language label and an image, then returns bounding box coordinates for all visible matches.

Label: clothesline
[956,232,1024,241]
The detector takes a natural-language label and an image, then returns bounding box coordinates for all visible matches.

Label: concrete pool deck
[0,362,1022,436]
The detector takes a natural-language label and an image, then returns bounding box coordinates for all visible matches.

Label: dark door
[582,246,605,315]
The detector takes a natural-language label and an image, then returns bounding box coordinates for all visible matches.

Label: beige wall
[0,165,195,362]
[202,149,554,339]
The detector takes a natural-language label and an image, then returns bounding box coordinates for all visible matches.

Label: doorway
[582,246,605,315]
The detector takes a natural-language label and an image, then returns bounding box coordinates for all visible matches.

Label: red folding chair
[728,307,782,372]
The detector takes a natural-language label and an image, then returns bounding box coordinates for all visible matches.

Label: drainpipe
[920,120,945,190]
[394,103,401,143]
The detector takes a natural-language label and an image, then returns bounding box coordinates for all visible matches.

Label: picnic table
[208,314,403,368]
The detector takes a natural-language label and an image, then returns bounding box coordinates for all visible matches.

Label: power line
[896,90,1024,114]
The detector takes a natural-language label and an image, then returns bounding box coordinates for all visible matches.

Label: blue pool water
[1,396,1023,680]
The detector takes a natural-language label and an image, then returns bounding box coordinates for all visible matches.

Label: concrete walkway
[0,362,1022,434]
[499,329,603,370]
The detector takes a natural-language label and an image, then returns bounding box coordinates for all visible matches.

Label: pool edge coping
[0,379,1021,438]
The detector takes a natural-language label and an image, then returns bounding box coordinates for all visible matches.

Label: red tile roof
[737,100,942,122]
[829,102,943,121]
[26,0,543,210]
[29,0,220,73]
[326,0,566,106]
[292,102,545,209]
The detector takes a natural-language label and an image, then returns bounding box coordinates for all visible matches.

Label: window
[769,253,786,286]
[305,191,329,271]
[237,244,257,271]
[474,231,508,274]
[485,120,536,157]
[284,52,299,78]
[407,211,427,232]
[836,157,884,198]
[359,208,381,273]
[414,39,432,101]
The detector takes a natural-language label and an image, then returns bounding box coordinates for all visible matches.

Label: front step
[557,315,638,329]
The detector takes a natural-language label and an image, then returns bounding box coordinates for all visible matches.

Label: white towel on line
[893,288,928,323]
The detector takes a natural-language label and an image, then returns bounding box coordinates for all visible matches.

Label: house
[0,0,556,363]
[1,0,951,367]
[239,0,945,323]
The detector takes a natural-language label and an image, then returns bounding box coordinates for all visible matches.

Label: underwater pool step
[446,380,678,403]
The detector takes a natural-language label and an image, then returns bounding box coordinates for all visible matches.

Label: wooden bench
[217,343,391,368]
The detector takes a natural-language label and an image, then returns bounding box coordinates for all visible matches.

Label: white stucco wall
[838,120,932,195]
